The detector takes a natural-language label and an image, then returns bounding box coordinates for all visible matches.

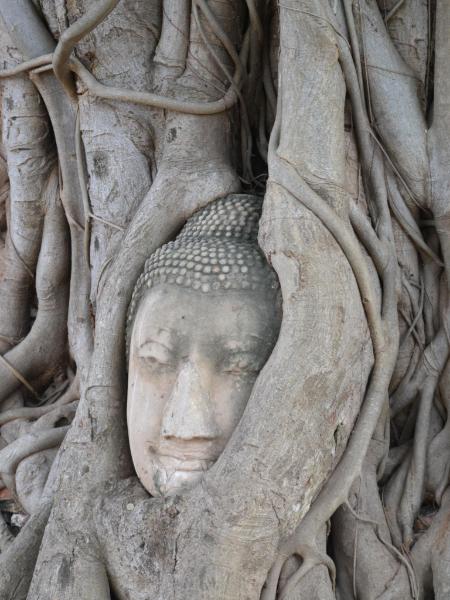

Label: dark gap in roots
[413,492,438,537]
[425,0,436,125]
[25,366,69,407]
[0,504,25,536]
[326,524,336,564]
[109,581,121,600]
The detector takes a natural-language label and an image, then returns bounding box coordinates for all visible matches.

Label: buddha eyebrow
[223,341,262,353]
[226,333,267,344]
[157,326,174,335]
[138,339,174,352]
[247,333,267,342]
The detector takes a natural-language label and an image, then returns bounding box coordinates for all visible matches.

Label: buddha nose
[160,361,220,441]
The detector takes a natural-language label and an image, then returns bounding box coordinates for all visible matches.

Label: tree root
[343,496,419,598]
[398,378,439,546]
[281,547,335,600]
[0,54,53,78]
[0,52,241,115]
[349,202,388,273]
[0,512,14,553]
[154,0,191,73]
[27,69,93,378]
[52,0,120,98]
[72,54,240,113]
[3,3,448,599]
[262,7,400,592]
[270,157,385,352]
[0,0,94,377]
[391,327,448,416]
[0,171,69,403]
[357,0,429,207]
[75,109,92,267]
[262,544,336,600]
[0,427,68,478]
[193,0,254,178]
[0,502,51,599]
[0,356,39,401]
[0,75,55,355]
[0,374,79,427]
[262,177,396,597]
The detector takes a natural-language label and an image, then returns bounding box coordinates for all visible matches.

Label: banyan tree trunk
[0,1,448,599]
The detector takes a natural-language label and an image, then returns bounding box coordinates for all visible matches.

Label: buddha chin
[148,449,214,496]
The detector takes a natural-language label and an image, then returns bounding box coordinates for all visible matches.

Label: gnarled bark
[0,0,448,599]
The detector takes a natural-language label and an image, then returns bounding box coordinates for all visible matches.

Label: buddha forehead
[132,283,279,354]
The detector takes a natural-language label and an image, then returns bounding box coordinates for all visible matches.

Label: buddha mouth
[160,456,214,472]
[144,446,220,496]
[150,449,216,472]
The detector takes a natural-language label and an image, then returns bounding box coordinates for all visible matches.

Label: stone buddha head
[127,195,281,497]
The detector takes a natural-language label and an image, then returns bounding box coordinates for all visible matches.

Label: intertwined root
[262,539,336,600]
[0,0,449,599]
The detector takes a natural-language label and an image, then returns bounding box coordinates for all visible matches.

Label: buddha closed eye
[126,195,281,497]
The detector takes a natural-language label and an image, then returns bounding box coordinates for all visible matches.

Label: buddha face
[127,284,280,497]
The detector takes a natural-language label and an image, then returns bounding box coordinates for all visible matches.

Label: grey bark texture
[0,0,448,598]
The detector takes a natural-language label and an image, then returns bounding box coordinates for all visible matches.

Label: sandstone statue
[127,195,281,497]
